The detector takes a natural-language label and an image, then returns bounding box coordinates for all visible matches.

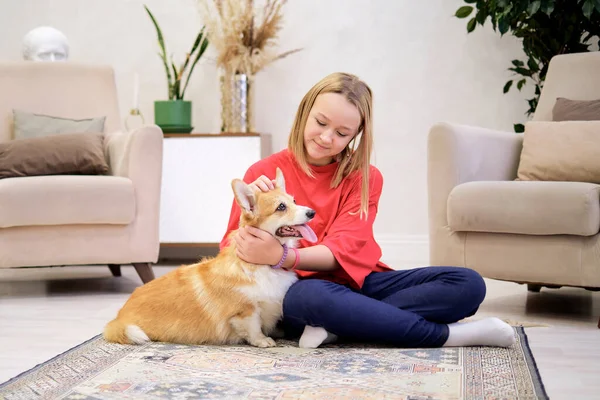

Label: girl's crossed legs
[282,266,515,348]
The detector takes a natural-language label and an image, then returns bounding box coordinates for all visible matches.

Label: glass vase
[220,72,254,133]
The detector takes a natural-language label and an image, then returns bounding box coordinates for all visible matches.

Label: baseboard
[157,235,431,269]
[375,234,430,269]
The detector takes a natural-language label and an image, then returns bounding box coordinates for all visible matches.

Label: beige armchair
[427,52,600,327]
[0,62,162,283]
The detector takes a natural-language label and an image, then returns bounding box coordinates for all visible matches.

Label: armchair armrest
[106,125,163,180]
[428,122,523,185]
[427,122,523,265]
[105,125,163,260]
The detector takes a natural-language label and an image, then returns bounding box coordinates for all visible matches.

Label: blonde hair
[287,72,374,219]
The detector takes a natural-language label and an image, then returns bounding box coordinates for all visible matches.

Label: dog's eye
[276,203,286,212]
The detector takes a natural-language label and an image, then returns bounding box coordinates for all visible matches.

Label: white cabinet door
[159,135,263,244]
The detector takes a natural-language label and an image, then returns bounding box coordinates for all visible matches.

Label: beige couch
[428,52,600,327]
[0,62,162,283]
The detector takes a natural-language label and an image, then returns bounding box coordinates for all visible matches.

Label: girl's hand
[234,226,284,266]
[249,175,276,192]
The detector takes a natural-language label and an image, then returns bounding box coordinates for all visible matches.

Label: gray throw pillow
[552,97,600,121]
[12,109,106,140]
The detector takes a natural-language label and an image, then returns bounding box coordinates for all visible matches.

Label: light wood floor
[1,263,599,399]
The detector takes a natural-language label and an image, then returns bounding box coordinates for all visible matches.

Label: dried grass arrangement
[196,0,301,132]
[196,0,301,76]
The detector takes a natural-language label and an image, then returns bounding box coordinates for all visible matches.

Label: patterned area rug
[1,327,547,400]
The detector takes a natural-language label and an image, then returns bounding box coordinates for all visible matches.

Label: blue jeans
[281,266,486,347]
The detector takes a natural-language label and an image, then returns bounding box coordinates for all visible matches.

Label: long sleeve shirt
[220,149,392,289]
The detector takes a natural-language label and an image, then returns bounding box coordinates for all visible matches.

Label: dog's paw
[250,336,277,348]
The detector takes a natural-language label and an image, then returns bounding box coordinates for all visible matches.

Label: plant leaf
[511,59,525,67]
[509,66,533,76]
[583,0,595,18]
[181,29,210,100]
[171,61,180,100]
[514,123,525,133]
[456,6,474,18]
[503,80,513,93]
[498,17,509,34]
[467,17,477,32]
[144,5,172,98]
[517,79,527,90]
[177,27,205,96]
[528,1,541,14]
[157,52,172,95]
[527,58,539,72]
[540,0,555,15]
[476,8,487,25]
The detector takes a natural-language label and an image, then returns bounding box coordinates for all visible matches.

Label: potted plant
[145,4,209,133]
[455,0,600,132]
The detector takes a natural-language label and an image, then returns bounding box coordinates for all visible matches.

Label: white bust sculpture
[22,26,69,61]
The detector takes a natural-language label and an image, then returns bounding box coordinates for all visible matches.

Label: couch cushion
[516,121,600,183]
[553,97,600,121]
[0,132,109,179]
[448,181,600,236]
[12,109,106,140]
[0,175,135,228]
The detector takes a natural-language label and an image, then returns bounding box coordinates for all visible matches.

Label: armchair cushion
[0,175,135,228]
[448,180,600,236]
[0,132,109,179]
[12,109,106,140]
[553,97,600,121]
[516,121,600,183]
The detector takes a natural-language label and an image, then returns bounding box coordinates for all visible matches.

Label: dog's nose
[306,209,315,219]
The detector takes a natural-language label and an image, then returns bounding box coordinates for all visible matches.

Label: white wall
[0,0,531,266]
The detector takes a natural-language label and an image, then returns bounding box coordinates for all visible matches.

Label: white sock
[443,317,516,347]
[298,325,338,348]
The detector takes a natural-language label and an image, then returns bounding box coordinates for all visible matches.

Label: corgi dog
[103,168,318,348]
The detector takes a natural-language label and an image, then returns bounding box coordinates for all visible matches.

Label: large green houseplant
[145,5,209,133]
[455,0,600,132]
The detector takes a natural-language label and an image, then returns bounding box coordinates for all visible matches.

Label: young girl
[220,72,515,349]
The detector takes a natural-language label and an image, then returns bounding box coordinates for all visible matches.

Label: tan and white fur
[103,168,318,348]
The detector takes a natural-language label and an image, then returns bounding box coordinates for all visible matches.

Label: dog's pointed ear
[274,167,285,192]
[231,179,256,214]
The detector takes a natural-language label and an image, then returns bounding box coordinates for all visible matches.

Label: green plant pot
[154,100,193,133]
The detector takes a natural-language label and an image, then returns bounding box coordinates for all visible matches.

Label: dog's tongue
[294,224,317,243]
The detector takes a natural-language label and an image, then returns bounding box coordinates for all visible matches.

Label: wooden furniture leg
[527,284,542,292]
[108,264,121,277]
[132,262,155,284]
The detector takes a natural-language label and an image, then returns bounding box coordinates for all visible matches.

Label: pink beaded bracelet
[272,244,288,269]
